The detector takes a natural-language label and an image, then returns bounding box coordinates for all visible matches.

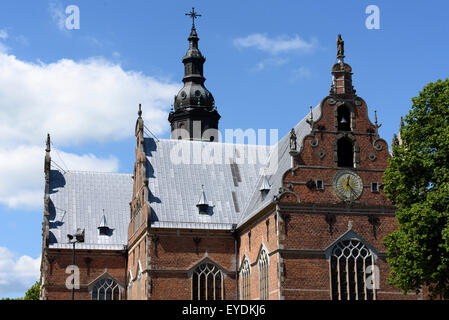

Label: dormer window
[337,105,351,131]
[260,174,271,197]
[98,211,110,236]
[196,185,209,215]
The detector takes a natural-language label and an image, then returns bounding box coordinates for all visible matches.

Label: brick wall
[42,249,126,300]
[238,211,280,300]
[146,231,237,300]
[271,91,418,300]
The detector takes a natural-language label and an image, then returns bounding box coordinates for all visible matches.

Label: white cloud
[0,29,8,40]
[234,33,318,55]
[0,28,8,53]
[253,57,289,71]
[0,145,119,208]
[0,43,7,54]
[48,1,66,31]
[292,66,312,79]
[57,149,119,172]
[0,53,179,148]
[0,52,178,209]
[0,247,41,297]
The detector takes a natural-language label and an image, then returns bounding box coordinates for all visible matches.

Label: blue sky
[0,0,448,298]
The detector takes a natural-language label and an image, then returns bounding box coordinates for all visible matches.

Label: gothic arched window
[259,250,269,300]
[192,263,223,300]
[241,260,251,300]
[330,239,376,300]
[337,105,351,131]
[92,279,121,300]
[337,137,354,168]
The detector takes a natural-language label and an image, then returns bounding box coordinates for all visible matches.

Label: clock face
[333,170,363,201]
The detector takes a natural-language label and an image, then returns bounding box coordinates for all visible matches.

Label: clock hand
[349,185,359,199]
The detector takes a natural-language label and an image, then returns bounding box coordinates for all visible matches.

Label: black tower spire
[168,8,220,142]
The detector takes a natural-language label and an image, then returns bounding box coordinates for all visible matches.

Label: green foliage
[383,79,449,299]
[1,281,40,301]
[24,281,40,300]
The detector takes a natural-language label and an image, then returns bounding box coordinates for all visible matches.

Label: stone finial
[374,110,382,136]
[138,104,142,117]
[306,106,314,129]
[46,133,51,152]
[392,134,399,147]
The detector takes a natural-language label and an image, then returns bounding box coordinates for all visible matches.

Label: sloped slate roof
[47,170,133,250]
[238,104,321,227]
[144,138,267,230]
[45,105,319,249]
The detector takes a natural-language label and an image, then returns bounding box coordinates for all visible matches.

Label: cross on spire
[185,7,201,27]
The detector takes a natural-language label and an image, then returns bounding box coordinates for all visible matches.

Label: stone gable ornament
[392,134,399,147]
[337,34,344,58]
[305,106,314,129]
[289,128,297,152]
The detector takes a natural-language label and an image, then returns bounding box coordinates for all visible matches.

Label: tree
[383,79,449,299]
[23,281,40,300]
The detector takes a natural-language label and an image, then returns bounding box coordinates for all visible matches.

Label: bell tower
[330,34,356,98]
[168,8,221,142]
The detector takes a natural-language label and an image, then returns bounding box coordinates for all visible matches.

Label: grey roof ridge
[235,122,299,222]
[152,220,234,226]
[149,137,269,149]
[237,103,323,228]
[237,159,277,225]
[61,170,132,176]
[236,128,295,224]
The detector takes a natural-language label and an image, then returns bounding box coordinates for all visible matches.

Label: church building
[39,10,418,300]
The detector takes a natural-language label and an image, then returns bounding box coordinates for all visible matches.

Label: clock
[333,170,363,201]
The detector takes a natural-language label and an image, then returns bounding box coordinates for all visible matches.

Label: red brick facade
[40,44,420,301]
[40,249,127,300]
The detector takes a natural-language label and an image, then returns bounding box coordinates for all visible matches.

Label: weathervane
[185,7,201,27]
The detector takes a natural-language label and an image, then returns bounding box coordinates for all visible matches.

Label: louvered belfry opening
[337,105,351,131]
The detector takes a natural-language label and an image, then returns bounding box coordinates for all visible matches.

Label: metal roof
[47,170,133,250]
[237,104,321,227]
[144,138,266,229]
[45,105,319,249]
